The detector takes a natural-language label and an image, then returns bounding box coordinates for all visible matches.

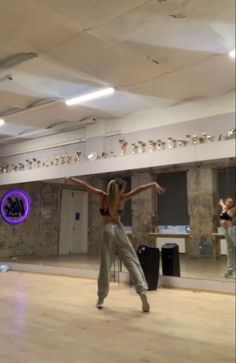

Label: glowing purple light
[0,189,30,225]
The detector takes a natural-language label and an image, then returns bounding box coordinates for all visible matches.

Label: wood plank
[0,272,234,363]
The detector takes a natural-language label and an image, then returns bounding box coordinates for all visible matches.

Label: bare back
[99,194,125,224]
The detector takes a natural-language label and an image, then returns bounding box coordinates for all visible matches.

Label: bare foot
[140,293,150,313]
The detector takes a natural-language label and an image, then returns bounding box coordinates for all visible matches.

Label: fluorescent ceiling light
[65,87,115,106]
[0,119,5,126]
[228,50,235,58]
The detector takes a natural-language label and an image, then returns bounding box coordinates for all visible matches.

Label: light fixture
[0,119,5,126]
[87,152,98,161]
[228,50,235,58]
[65,87,115,106]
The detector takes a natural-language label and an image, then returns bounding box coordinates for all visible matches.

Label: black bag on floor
[137,245,160,290]
[161,243,181,277]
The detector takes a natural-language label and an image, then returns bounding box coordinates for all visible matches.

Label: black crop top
[219,211,232,221]
[99,208,122,216]
[99,195,122,216]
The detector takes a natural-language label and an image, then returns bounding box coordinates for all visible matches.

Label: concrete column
[187,166,218,256]
[131,171,155,248]
[87,176,106,255]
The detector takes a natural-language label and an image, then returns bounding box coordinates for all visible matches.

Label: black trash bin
[161,243,180,277]
[137,245,160,290]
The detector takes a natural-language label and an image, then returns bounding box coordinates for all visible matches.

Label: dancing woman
[64,177,165,312]
[219,197,236,279]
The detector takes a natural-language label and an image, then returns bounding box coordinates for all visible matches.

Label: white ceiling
[0,0,235,146]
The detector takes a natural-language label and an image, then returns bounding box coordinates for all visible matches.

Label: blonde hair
[107,179,119,217]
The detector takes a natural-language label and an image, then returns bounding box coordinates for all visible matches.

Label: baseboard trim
[2,262,235,294]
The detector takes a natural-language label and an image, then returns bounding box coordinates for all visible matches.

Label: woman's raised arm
[63,177,105,197]
[219,198,226,209]
[122,181,166,201]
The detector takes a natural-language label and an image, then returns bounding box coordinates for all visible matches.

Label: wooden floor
[0,272,235,363]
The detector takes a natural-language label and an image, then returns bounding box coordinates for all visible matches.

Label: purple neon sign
[0,189,30,225]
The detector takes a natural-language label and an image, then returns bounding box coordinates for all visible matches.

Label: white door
[59,189,88,255]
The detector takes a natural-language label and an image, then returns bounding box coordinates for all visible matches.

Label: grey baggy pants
[225,226,236,273]
[97,223,148,301]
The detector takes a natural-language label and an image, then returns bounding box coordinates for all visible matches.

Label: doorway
[59,189,88,255]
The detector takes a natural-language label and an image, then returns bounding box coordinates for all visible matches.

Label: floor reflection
[1,254,231,282]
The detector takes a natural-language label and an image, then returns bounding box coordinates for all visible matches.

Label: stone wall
[0,182,61,258]
[0,178,107,258]
[131,172,155,247]
[0,164,228,259]
[187,166,218,256]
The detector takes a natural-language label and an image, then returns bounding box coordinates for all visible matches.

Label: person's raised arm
[63,177,105,197]
[219,198,226,209]
[122,181,166,201]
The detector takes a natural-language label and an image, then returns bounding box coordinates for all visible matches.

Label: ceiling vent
[170,13,186,19]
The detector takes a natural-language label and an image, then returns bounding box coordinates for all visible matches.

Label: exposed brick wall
[0,182,61,258]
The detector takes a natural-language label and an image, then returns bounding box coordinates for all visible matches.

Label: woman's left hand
[153,182,166,194]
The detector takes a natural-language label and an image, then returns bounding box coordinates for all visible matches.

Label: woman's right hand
[63,177,73,184]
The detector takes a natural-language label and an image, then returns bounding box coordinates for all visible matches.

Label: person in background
[64,177,166,312]
[219,197,236,279]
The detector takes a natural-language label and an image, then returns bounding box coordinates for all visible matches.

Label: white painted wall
[0,92,234,157]
[105,91,235,134]
[0,139,235,186]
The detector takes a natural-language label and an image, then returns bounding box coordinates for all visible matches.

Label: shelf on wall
[0,139,235,186]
